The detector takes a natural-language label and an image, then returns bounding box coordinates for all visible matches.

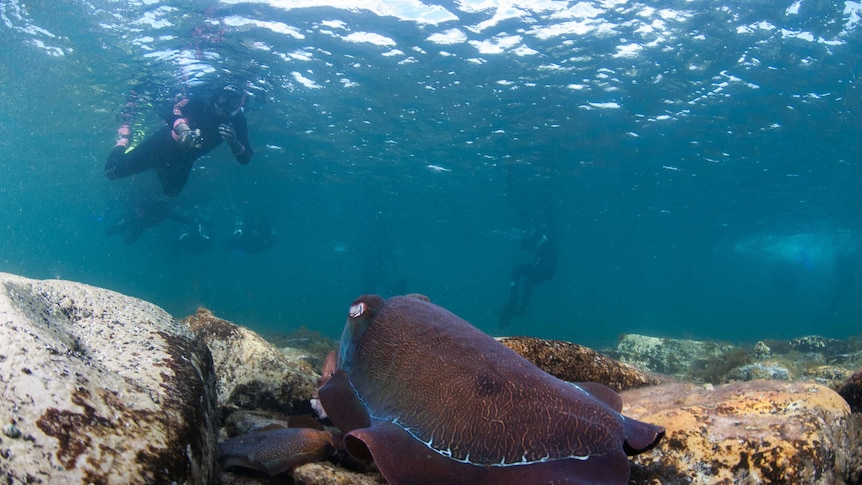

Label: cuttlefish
[220,294,664,484]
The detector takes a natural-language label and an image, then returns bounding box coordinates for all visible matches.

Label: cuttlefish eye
[349,301,366,319]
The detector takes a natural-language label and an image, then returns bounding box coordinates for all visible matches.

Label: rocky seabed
[0,273,859,484]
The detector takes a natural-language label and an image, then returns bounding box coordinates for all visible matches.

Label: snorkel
[229,94,246,117]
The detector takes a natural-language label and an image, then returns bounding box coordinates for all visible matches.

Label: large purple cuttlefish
[220,294,664,484]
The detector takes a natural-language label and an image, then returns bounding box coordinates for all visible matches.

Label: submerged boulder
[724,361,792,381]
[611,333,862,386]
[611,333,739,377]
[183,308,317,415]
[0,272,217,484]
[622,381,862,484]
[499,336,664,390]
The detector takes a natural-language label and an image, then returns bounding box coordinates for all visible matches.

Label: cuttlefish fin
[575,382,623,412]
[574,382,664,455]
[317,369,371,434]
[344,421,464,484]
[622,417,665,456]
[345,421,631,485]
[218,427,333,476]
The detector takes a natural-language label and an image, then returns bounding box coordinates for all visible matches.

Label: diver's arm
[218,123,251,164]
[172,119,202,149]
[224,115,253,164]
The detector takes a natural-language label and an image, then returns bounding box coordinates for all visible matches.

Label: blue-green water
[1,0,861,349]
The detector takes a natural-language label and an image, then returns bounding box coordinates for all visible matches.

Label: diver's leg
[105,146,138,180]
[155,157,194,196]
[516,280,535,315]
[123,222,145,245]
[105,127,172,180]
[498,292,517,329]
[499,265,527,328]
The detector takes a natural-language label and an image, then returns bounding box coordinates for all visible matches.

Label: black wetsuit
[105,96,252,195]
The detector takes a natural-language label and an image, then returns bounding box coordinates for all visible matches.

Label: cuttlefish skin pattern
[318,294,664,485]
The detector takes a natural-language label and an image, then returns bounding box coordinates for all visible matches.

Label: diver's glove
[219,123,237,144]
[220,123,245,156]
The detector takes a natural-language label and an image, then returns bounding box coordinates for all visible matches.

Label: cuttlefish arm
[311,350,339,420]
[218,427,333,476]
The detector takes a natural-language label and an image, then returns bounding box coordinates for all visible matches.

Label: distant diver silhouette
[499,220,557,329]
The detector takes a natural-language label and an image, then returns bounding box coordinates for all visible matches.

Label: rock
[499,336,664,391]
[804,365,852,388]
[0,272,217,484]
[183,308,317,415]
[829,350,862,371]
[837,369,862,413]
[789,335,847,354]
[725,361,792,381]
[611,333,739,377]
[264,326,337,371]
[292,462,385,485]
[622,381,862,484]
[609,334,862,386]
[222,409,289,437]
[760,335,862,362]
[753,340,771,359]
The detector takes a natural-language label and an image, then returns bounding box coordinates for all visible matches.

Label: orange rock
[622,381,862,484]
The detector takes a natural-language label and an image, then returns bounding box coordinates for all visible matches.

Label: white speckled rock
[183,308,317,414]
[614,333,737,376]
[0,273,217,484]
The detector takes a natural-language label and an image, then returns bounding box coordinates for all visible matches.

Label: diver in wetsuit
[499,223,558,329]
[104,196,190,245]
[224,216,277,254]
[105,84,253,195]
[175,218,216,255]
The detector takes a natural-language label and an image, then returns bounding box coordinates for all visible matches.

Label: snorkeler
[499,217,558,329]
[104,196,189,245]
[175,219,216,255]
[224,216,277,254]
[105,84,253,195]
